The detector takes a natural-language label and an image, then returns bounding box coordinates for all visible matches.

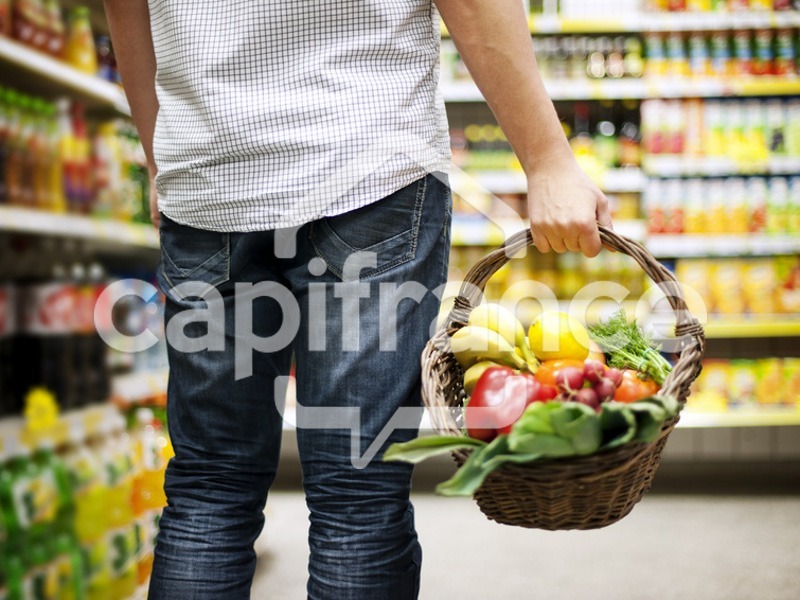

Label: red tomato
[534,359,585,387]
[613,370,660,403]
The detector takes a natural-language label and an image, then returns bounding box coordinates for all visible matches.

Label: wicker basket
[422,226,706,530]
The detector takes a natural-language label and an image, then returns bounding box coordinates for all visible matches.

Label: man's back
[149,0,450,232]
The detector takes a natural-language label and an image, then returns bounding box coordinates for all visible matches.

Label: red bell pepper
[465,366,543,441]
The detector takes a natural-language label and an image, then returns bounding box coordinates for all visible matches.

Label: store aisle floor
[253,492,799,600]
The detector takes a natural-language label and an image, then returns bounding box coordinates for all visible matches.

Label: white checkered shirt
[148,0,451,232]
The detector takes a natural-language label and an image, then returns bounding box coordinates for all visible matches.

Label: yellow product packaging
[755,358,785,406]
[676,259,713,315]
[775,256,800,314]
[741,259,777,315]
[688,360,730,412]
[729,360,758,407]
[782,358,800,408]
[710,260,746,316]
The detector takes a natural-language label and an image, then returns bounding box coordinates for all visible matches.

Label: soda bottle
[0,265,16,417]
[63,7,97,75]
[87,262,110,405]
[16,240,78,411]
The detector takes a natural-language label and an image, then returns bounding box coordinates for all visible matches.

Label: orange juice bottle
[63,7,97,75]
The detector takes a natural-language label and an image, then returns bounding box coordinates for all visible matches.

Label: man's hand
[435,0,614,257]
[527,156,613,257]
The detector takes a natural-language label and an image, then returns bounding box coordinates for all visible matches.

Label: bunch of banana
[450,303,540,392]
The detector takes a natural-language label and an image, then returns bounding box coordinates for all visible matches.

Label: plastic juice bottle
[32,436,73,536]
[31,99,52,211]
[11,0,42,47]
[52,532,84,600]
[785,100,800,157]
[56,99,78,213]
[43,0,65,59]
[103,415,137,599]
[733,30,754,76]
[766,99,787,156]
[767,177,790,233]
[688,33,711,78]
[710,31,733,78]
[4,91,24,206]
[63,8,97,75]
[788,177,800,235]
[44,103,66,213]
[666,32,690,78]
[752,29,775,76]
[80,421,111,600]
[0,87,8,204]
[23,536,59,600]
[747,177,769,233]
[774,29,797,77]
[644,33,667,77]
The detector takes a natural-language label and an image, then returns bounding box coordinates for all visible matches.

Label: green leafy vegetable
[588,310,673,385]
[383,396,680,497]
[382,435,486,464]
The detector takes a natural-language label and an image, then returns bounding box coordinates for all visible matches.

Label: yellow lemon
[528,311,590,361]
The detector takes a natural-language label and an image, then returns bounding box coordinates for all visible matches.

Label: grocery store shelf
[703,317,800,339]
[451,216,644,247]
[441,11,800,37]
[527,11,800,33]
[441,77,800,102]
[644,155,800,177]
[0,36,130,115]
[679,408,800,428]
[0,206,159,249]
[112,369,169,405]
[452,168,646,195]
[646,234,800,258]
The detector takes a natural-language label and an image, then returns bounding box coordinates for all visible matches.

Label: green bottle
[51,532,85,600]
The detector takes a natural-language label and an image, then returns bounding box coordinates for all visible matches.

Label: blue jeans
[149,174,451,599]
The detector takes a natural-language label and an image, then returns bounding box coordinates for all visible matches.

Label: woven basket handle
[445,225,706,404]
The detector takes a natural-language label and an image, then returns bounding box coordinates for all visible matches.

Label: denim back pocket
[310,176,427,281]
[159,215,231,288]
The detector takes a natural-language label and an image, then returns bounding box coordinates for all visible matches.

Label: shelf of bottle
[0,36,130,115]
[441,77,800,102]
[646,234,800,258]
[450,216,647,247]
[528,11,800,34]
[0,206,159,249]
[702,316,800,338]
[679,407,800,428]
[440,11,800,37]
[111,369,169,406]
[644,155,800,177]
[451,168,647,196]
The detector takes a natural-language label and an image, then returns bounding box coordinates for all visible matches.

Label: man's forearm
[104,0,158,174]
[434,0,573,175]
